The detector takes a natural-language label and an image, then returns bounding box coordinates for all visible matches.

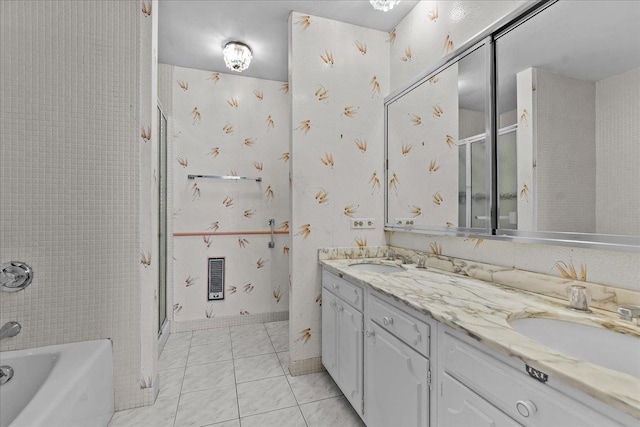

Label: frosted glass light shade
[223,42,253,72]
[369,0,401,12]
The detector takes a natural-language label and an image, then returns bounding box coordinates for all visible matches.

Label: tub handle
[1,262,34,292]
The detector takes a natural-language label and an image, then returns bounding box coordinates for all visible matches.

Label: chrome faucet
[386,249,413,264]
[618,306,640,325]
[0,321,21,341]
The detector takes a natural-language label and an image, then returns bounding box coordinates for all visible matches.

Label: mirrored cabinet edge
[383,0,640,253]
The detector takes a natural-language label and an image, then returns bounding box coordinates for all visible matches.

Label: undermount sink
[348,263,404,274]
[509,317,640,378]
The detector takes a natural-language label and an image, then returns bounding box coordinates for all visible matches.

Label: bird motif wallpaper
[389,0,524,92]
[387,62,459,228]
[170,66,290,322]
[289,12,389,367]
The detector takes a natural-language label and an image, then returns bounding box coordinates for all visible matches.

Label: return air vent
[208,257,225,300]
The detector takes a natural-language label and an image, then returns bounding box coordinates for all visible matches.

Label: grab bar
[188,174,262,182]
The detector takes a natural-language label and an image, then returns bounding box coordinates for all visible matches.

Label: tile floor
[109,321,365,427]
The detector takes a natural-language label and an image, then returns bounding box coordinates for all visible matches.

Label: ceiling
[158,0,419,82]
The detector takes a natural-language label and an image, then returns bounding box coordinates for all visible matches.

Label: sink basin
[348,263,404,273]
[509,317,640,378]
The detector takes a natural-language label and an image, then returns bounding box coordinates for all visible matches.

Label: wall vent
[207,257,225,300]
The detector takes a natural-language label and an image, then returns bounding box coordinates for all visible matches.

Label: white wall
[0,0,158,410]
[534,69,596,233]
[596,67,640,236]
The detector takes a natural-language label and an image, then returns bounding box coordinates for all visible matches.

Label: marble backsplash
[318,246,640,315]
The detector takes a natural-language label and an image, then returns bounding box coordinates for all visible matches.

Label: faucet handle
[618,306,640,323]
[386,248,395,261]
[567,285,591,313]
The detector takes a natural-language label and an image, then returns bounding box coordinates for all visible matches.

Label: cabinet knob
[382,316,394,326]
[365,330,375,338]
[516,400,537,417]
[337,304,344,312]
[332,283,339,290]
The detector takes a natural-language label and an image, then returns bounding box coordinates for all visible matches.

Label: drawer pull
[413,333,422,346]
[382,316,394,326]
[516,400,537,418]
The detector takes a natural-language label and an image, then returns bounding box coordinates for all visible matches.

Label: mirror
[386,45,488,230]
[385,0,640,247]
[496,1,640,236]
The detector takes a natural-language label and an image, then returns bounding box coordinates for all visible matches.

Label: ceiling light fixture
[369,0,401,12]
[223,41,253,72]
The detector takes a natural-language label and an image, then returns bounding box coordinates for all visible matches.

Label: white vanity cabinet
[321,270,364,416]
[364,296,431,427]
[438,326,629,427]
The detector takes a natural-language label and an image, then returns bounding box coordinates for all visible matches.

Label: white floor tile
[182,360,236,393]
[230,323,267,341]
[264,320,289,337]
[108,395,178,427]
[157,367,185,398]
[299,396,365,427]
[240,406,306,427]
[163,331,192,350]
[287,371,342,405]
[236,376,297,417]
[277,351,290,375]
[233,353,284,383]
[187,341,233,366]
[174,384,239,427]
[269,333,289,352]
[191,327,231,347]
[202,419,240,427]
[231,333,275,359]
[160,346,190,371]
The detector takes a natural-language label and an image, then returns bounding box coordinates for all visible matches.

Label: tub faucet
[0,321,21,341]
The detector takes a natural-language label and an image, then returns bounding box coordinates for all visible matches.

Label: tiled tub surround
[319,249,640,420]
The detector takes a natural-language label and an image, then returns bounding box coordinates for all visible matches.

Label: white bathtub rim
[2,339,114,427]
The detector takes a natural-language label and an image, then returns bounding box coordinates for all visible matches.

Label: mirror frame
[383,0,640,253]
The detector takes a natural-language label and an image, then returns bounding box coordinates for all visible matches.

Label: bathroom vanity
[320,253,640,427]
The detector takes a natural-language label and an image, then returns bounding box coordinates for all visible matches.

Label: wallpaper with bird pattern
[289,12,389,363]
[171,66,290,322]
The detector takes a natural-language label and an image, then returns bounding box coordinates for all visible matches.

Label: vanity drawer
[369,295,429,357]
[322,270,363,311]
[441,330,622,427]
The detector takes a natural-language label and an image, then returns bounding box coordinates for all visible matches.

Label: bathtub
[0,339,114,427]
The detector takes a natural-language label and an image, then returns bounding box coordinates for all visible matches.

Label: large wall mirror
[386,45,489,231]
[385,0,640,249]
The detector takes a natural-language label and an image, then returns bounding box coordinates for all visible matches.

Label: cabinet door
[321,290,338,377]
[440,372,521,427]
[366,322,429,427]
[337,299,364,415]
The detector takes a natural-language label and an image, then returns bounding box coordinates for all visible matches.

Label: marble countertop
[320,257,640,420]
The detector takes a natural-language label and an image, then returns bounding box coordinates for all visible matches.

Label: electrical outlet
[351,218,375,229]
[394,218,416,226]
